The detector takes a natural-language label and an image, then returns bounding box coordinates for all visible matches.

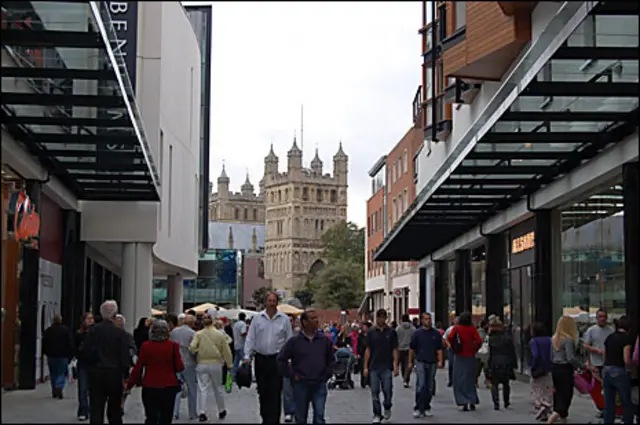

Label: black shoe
[469,404,476,411]
[218,410,227,420]
[504,403,510,409]
[462,405,469,412]
[199,414,208,422]
[494,405,500,411]
[447,382,453,387]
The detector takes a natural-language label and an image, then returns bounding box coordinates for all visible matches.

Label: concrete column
[121,243,153,333]
[485,234,506,320]
[433,260,448,327]
[419,267,427,315]
[166,274,184,315]
[454,250,472,316]
[535,209,562,334]
[623,162,639,333]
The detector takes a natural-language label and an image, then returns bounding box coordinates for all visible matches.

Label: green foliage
[321,220,365,265]
[251,286,273,310]
[307,260,364,310]
[294,289,315,309]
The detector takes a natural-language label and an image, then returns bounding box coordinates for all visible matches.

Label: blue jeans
[283,376,295,416]
[415,362,437,413]
[232,348,243,378]
[293,380,327,424]
[447,349,454,384]
[77,364,90,417]
[369,369,393,418]
[47,357,68,393]
[173,364,198,419]
[603,366,635,425]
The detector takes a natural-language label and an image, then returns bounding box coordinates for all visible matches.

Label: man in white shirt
[232,312,248,377]
[583,309,614,376]
[244,292,293,424]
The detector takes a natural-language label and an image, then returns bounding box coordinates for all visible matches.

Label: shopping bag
[224,371,233,393]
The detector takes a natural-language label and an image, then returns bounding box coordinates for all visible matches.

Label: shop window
[559,182,626,364]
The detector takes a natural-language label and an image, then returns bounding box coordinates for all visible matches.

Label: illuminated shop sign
[512,231,535,254]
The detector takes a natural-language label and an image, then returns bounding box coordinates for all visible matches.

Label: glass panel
[520,266,533,376]
[559,182,625,364]
[476,141,582,153]
[510,269,522,372]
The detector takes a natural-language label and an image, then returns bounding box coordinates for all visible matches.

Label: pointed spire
[311,146,323,172]
[241,169,254,194]
[333,141,347,160]
[227,226,234,249]
[288,132,302,156]
[251,227,257,252]
[218,160,229,182]
[265,143,278,162]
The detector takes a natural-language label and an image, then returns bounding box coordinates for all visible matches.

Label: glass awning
[375,3,639,262]
[1,1,160,201]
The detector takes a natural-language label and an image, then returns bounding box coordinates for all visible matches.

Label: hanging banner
[6,190,40,249]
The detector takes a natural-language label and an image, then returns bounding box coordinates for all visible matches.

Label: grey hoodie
[396,321,414,351]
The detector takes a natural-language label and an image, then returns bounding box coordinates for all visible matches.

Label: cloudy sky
[186,1,422,226]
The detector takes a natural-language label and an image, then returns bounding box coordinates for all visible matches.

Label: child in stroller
[328,347,355,390]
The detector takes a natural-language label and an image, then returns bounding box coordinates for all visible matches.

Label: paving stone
[1,369,602,423]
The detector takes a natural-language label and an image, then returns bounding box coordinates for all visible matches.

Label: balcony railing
[412,85,423,125]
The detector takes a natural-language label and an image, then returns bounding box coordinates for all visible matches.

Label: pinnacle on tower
[333,141,348,161]
[217,161,229,183]
[311,147,323,174]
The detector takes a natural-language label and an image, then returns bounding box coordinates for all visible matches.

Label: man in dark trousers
[244,292,293,424]
[357,322,371,388]
[80,300,131,425]
[278,309,334,424]
[364,309,399,424]
[42,314,74,399]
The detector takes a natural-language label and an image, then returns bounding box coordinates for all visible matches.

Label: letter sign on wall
[512,231,535,255]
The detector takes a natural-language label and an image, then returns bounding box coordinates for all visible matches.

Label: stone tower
[263,138,349,295]
[209,163,265,223]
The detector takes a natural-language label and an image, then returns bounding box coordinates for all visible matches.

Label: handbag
[476,336,489,362]
[450,327,463,354]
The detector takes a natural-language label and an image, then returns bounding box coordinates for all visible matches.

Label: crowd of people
[41,298,640,424]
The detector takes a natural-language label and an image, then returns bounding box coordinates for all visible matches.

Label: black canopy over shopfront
[1,1,160,202]
[375,2,638,263]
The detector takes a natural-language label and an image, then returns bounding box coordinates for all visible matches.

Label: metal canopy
[374,8,639,262]
[1,2,160,202]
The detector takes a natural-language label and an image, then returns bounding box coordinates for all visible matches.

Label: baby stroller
[328,347,355,390]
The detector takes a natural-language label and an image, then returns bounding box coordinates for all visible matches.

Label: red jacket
[127,340,184,390]
[447,325,482,358]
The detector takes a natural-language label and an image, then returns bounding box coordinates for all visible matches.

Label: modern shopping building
[363,108,423,322]
[374,1,638,373]
[1,1,201,389]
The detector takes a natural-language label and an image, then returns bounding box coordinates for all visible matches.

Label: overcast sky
[185,1,422,227]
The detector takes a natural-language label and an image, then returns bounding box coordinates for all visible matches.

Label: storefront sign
[6,190,40,249]
[512,231,535,254]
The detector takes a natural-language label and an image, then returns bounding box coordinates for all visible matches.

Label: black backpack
[235,362,253,389]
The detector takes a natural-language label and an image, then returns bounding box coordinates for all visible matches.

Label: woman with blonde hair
[548,316,580,424]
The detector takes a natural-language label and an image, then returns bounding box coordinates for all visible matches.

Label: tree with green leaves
[305,220,365,309]
[294,289,314,309]
[251,286,273,310]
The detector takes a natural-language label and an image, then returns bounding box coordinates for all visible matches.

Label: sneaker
[383,409,391,420]
[372,416,382,424]
[218,410,227,420]
[424,410,433,417]
[284,414,293,423]
[77,416,87,422]
[412,410,422,418]
[199,414,208,422]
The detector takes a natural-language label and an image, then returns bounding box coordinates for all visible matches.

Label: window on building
[320,220,324,231]
[330,189,337,202]
[392,199,397,222]
[404,189,408,211]
[278,190,282,203]
[392,162,396,183]
[235,208,239,220]
[302,187,309,201]
[253,208,257,221]
[454,1,466,30]
[244,208,248,220]
[398,193,403,216]
[403,150,408,174]
[438,3,447,41]
[316,188,323,202]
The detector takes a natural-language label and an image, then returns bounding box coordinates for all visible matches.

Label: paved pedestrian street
[2,370,601,424]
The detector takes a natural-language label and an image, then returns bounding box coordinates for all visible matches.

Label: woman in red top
[447,312,483,411]
[125,320,184,424]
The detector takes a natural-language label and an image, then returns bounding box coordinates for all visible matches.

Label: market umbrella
[277,304,303,316]
[187,303,220,314]
[151,308,164,316]
[217,309,259,320]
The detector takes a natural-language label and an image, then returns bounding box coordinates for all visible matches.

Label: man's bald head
[184,314,196,327]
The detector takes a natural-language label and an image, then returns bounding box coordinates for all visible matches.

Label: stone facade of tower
[209,165,266,224]
[263,138,349,295]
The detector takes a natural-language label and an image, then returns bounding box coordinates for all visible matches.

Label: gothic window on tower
[330,189,337,203]
[235,208,239,220]
[316,188,323,202]
[244,208,248,220]
[302,187,309,201]
[278,190,282,203]
[253,208,257,221]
